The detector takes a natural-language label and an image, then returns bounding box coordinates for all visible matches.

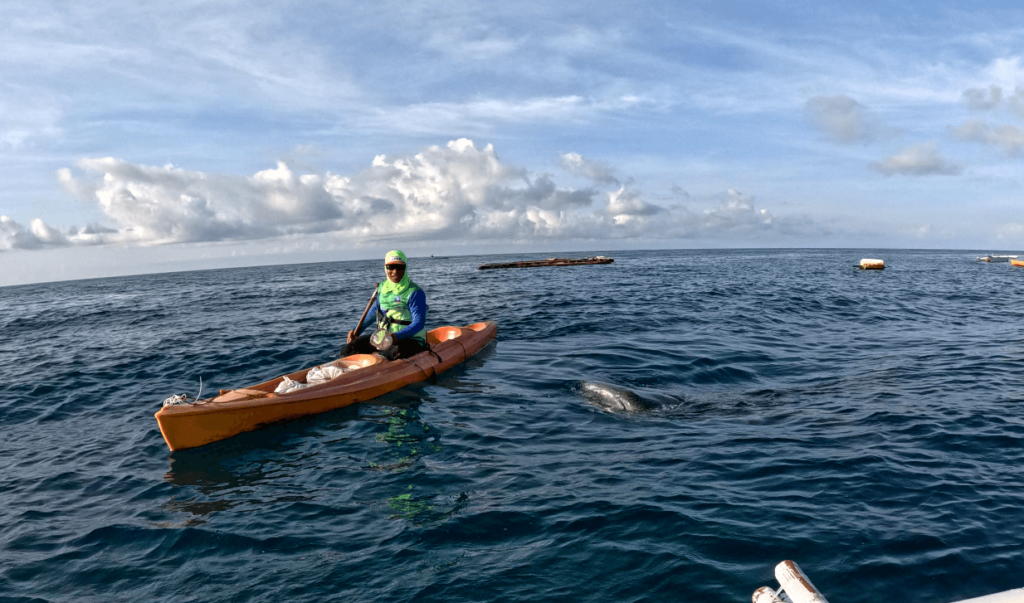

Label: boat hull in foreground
[155,322,497,451]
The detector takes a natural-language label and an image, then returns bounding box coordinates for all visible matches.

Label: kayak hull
[155,321,496,451]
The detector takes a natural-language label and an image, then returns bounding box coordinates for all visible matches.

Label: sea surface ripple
[2,249,1024,603]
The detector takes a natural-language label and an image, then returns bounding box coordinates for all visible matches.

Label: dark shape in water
[478,256,613,270]
[579,381,656,413]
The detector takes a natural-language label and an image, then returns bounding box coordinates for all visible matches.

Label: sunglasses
[385,264,405,271]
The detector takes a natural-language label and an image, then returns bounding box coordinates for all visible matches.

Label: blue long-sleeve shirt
[354,288,427,341]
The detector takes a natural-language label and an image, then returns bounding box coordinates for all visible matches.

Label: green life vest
[376,277,426,344]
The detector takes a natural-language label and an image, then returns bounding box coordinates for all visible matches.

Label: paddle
[342,283,380,356]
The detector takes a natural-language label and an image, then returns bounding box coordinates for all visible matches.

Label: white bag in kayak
[306,365,346,385]
[274,376,308,394]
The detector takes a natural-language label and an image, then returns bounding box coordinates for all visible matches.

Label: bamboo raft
[478,256,613,270]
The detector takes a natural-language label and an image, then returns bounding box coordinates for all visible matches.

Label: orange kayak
[155,321,497,451]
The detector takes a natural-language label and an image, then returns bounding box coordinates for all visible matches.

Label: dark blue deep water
[3,249,1024,603]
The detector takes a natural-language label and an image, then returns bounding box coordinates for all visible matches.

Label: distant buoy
[859,258,885,270]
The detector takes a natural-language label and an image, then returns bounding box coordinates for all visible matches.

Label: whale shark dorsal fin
[579,381,654,413]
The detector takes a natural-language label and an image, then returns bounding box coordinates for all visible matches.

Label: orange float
[154,322,497,451]
[1011,259,1024,267]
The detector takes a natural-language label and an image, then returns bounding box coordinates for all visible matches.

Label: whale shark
[579,381,656,413]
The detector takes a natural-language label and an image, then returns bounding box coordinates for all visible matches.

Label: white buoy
[775,560,830,603]
[859,258,885,270]
[751,561,829,603]
[752,585,784,603]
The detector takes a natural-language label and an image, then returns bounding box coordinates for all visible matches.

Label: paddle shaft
[352,283,380,338]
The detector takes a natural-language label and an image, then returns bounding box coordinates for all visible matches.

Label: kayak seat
[336,354,381,369]
[427,326,462,344]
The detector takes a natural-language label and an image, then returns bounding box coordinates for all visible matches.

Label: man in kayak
[342,250,428,360]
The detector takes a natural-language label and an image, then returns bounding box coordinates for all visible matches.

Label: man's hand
[347,329,357,343]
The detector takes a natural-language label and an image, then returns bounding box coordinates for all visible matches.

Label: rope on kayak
[161,376,204,407]
[424,344,443,385]
[425,343,443,365]
[161,394,189,407]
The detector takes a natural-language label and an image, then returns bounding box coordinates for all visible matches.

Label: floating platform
[478,256,613,270]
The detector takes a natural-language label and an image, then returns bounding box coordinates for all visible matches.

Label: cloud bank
[952,120,1024,155]
[560,152,620,185]
[870,143,961,177]
[4,139,789,252]
[960,85,1024,116]
[804,95,874,143]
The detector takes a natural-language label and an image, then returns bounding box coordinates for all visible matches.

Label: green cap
[384,250,407,265]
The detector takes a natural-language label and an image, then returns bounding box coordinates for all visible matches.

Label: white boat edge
[954,589,1024,603]
[752,561,1024,603]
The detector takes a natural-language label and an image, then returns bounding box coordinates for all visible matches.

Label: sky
[2,0,1024,286]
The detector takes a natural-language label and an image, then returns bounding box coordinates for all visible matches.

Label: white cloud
[606,187,663,227]
[0,216,31,249]
[29,218,69,246]
[870,143,961,176]
[56,167,99,199]
[0,215,68,250]
[560,152,620,185]
[952,119,1024,154]
[70,156,349,244]
[0,214,119,250]
[804,95,874,143]
[699,189,776,231]
[31,139,801,250]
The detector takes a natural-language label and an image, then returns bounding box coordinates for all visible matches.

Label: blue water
[3,249,1024,603]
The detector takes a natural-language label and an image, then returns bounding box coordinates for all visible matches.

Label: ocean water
[3,249,1024,603]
